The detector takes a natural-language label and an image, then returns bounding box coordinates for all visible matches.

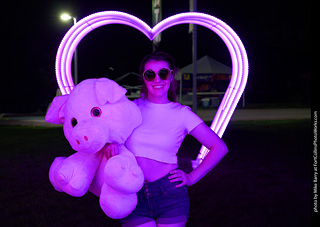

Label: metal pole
[192,0,197,113]
[152,0,162,52]
[73,17,78,85]
[242,92,245,108]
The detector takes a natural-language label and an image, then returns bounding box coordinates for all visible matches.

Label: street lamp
[60,13,78,85]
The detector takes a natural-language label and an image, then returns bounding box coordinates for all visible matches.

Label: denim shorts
[121,171,189,226]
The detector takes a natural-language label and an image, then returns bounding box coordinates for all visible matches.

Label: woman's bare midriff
[136,157,178,182]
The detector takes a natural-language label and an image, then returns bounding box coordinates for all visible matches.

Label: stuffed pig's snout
[67,120,108,154]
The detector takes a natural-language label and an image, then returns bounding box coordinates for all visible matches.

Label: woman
[105,52,228,227]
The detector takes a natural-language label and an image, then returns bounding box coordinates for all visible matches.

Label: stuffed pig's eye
[91,107,102,117]
[71,118,77,128]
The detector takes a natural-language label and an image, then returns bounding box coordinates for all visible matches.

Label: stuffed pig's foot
[49,152,101,197]
[49,157,91,197]
[49,157,66,192]
[100,183,137,219]
[104,153,144,194]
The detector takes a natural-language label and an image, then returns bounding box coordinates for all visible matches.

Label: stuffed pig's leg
[99,146,144,219]
[49,151,102,197]
[103,146,144,193]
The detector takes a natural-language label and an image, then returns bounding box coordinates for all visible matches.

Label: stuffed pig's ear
[45,95,69,124]
[95,78,127,105]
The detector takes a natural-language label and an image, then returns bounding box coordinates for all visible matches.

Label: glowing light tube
[55,11,249,166]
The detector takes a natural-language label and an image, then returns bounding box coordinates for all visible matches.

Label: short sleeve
[183,106,204,133]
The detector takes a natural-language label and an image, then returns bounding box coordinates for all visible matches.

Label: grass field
[0,119,312,226]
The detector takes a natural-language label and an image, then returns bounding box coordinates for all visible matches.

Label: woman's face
[143,60,172,103]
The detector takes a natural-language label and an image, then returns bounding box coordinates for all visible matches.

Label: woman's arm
[169,122,228,187]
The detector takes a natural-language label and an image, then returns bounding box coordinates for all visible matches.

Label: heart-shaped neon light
[55,11,248,164]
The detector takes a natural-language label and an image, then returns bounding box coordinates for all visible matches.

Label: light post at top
[60,13,78,85]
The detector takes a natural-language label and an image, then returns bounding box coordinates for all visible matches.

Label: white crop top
[125,98,204,164]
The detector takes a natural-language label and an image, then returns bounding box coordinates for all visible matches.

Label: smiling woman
[115,51,229,226]
[142,61,172,103]
[139,52,178,103]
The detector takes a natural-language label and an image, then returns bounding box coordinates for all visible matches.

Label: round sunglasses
[143,68,173,81]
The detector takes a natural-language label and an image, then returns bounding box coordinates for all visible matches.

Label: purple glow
[55,11,249,165]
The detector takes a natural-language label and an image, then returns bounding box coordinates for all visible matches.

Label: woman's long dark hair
[139,52,178,102]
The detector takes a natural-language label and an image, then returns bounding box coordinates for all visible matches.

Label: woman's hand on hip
[168,169,194,187]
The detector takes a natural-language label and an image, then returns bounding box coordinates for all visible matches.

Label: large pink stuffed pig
[45,78,144,219]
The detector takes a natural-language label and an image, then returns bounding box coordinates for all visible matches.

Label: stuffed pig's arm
[49,151,103,197]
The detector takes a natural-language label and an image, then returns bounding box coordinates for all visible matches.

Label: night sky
[1,0,311,113]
